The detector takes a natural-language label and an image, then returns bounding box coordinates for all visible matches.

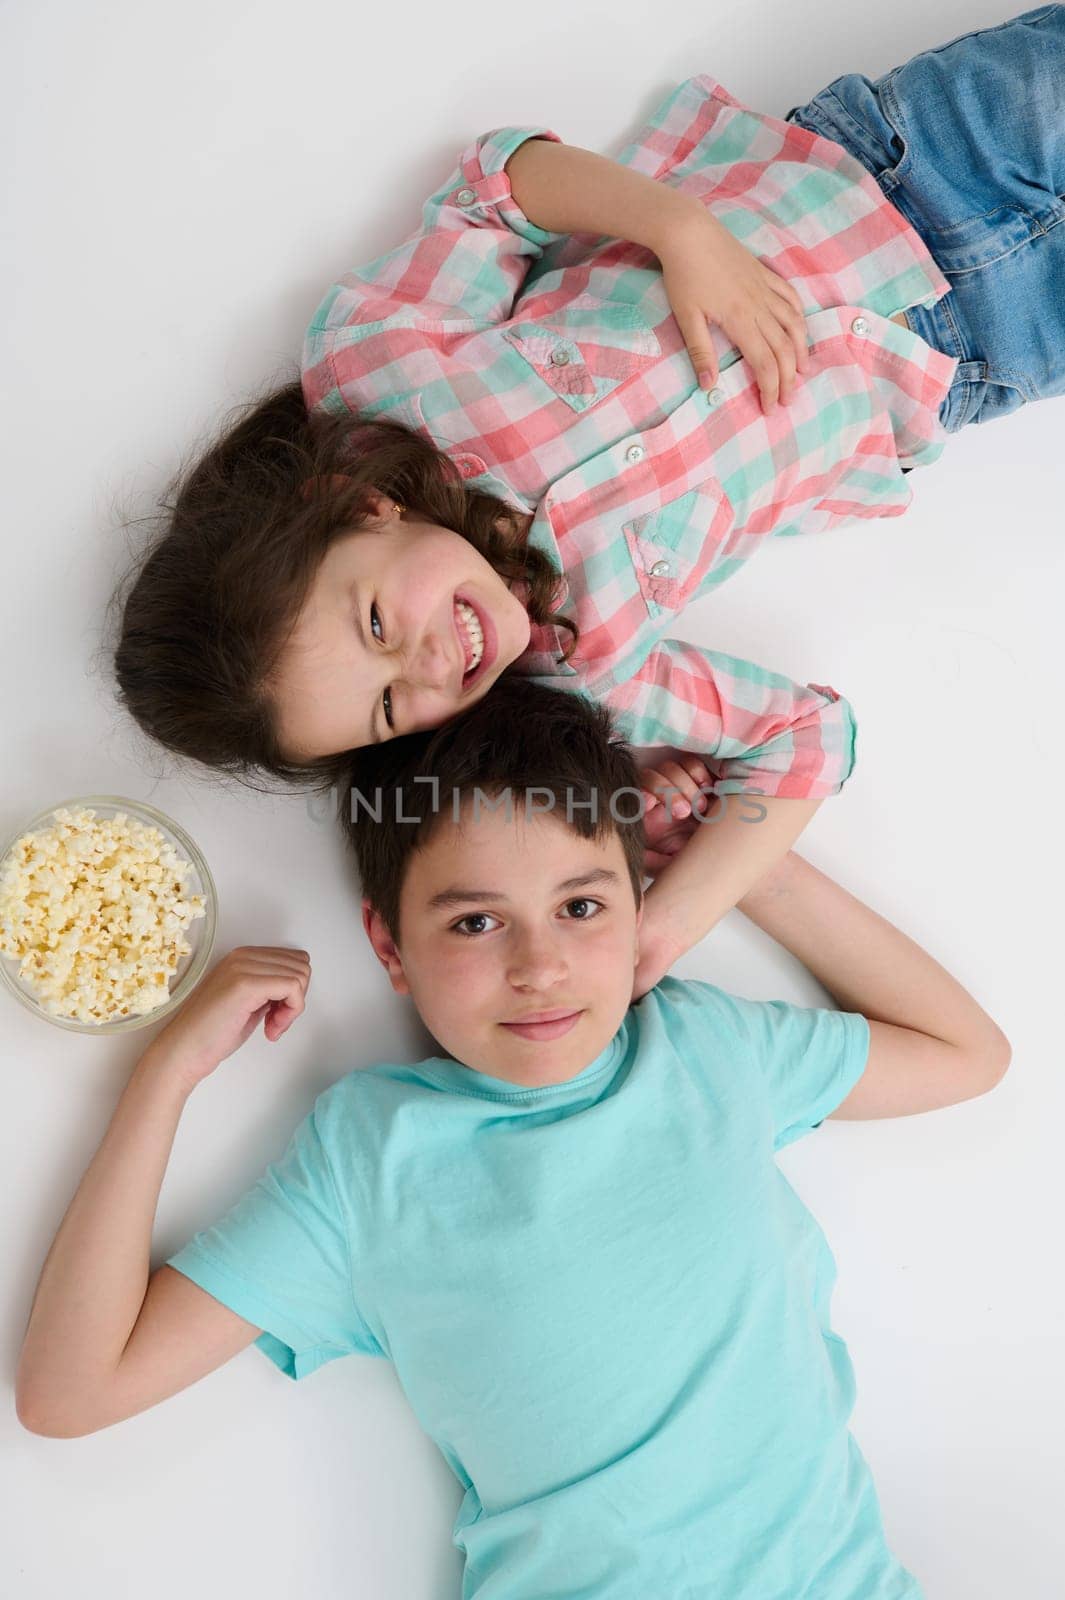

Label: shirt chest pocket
[502,294,660,413]
[622,483,739,620]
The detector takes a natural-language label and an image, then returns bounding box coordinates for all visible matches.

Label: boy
[16,678,1009,1600]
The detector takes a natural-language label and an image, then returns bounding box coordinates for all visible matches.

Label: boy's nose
[508,932,568,989]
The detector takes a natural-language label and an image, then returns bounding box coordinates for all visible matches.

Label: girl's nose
[409,627,455,692]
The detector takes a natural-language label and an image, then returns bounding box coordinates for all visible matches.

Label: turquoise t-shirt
[167,975,922,1600]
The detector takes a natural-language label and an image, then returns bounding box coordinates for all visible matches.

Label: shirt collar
[510,502,577,677]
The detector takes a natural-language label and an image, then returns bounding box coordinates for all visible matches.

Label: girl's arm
[505,139,808,409]
[737,850,1011,1114]
[15,948,310,1438]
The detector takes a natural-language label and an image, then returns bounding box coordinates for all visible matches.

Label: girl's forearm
[16,1044,193,1430]
[505,138,706,254]
[738,851,1008,1054]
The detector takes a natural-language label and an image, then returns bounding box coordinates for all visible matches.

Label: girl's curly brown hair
[110,378,578,794]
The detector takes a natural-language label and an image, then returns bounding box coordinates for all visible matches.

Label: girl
[112,8,1065,993]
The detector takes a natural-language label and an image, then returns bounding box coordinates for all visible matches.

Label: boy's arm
[736,852,1011,1117]
[634,793,825,998]
[15,948,310,1438]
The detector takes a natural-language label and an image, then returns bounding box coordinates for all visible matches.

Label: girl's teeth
[455,600,484,673]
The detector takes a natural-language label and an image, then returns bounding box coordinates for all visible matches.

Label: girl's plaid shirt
[302,76,958,799]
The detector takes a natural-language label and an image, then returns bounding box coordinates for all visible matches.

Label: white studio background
[2,2,1061,1596]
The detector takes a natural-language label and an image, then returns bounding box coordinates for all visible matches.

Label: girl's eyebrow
[427,868,620,910]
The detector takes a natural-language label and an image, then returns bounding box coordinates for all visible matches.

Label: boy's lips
[499,1009,584,1042]
[507,1008,580,1023]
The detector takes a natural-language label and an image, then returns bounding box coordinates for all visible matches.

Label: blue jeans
[786,5,1065,431]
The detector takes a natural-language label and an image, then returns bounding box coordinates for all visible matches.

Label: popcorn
[0,807,207,1025]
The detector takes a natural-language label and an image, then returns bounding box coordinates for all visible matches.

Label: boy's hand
[639,755,716,875]
[143,947,311,1093]
[656,209,809,411]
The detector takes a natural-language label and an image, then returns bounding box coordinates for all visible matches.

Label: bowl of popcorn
[0,796,217,1033]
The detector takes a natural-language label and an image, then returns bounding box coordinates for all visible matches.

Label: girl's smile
[270,498,532,760]
[453,593,497,689]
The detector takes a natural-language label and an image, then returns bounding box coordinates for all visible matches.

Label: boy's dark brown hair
[109,379,578,794]
[336,676,647,943]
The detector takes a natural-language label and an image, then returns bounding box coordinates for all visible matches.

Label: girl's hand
[143,946,311,1094]
[639,755,716,876]
[656,209,809,412]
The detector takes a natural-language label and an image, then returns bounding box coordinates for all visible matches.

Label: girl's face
[271,499,532,759]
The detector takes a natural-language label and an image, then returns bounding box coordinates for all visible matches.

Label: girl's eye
[370,604,394,731]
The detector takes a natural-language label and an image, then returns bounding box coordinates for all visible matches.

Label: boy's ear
[361,897,410,994]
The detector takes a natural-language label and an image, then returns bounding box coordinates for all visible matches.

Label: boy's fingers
[264,985,307,1040]
[265,1001,297,1040]
[234,947,311,973]
[236,970,306,1022]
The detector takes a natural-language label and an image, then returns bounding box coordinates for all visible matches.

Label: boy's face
[363,803,643,1089]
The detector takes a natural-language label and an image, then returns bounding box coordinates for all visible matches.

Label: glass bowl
[0,795,218,1034]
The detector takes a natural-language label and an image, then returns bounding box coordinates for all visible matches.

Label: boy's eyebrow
[426,868,622,910]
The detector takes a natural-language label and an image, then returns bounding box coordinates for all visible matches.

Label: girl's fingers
[642,760,712,816]
[755,315,798,405]
[737,321,781,411]
[768,272,805,320]
[676,309,719,389]
[767,286,810,374]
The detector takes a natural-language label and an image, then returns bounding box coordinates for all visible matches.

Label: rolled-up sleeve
[597,637,858,799]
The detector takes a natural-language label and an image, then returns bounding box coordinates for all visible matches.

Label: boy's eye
[450,900,604,938]
[562,898,603,920]
[452,912,501,937]
[370,603,384,642]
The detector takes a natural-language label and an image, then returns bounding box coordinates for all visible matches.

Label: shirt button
[851,316,871,337]
[550,347,571,367]
[704,386,725,408]
[455,187,477,207]
[625,444,645,465]
[649,559,672,578]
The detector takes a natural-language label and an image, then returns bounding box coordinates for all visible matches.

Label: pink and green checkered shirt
[301,75,958,798]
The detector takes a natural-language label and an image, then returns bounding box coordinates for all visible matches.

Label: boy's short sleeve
[166,1104,384,1379]
[677,979,870,1150]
